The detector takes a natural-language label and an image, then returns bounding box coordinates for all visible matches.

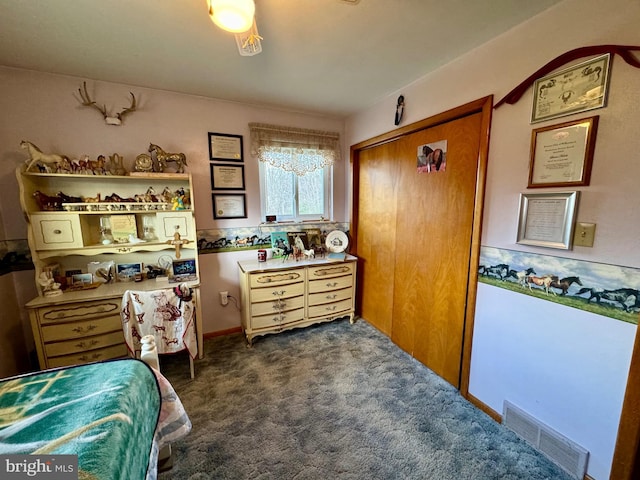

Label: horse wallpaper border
[479,246,640,324]
[196,222,349,254]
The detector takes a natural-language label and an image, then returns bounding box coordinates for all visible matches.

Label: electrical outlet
[219,291,228,306]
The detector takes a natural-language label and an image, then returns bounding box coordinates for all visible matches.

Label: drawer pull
[315,266,350,277]
[326,294,338,300]
[326,282,339,287]
[53,229,62,235]
[117,247,131,253]
[325,305,338,311]
[271,290,286,296]
[72,325,97,334]
[75,339,99,349]
[79,352,103,362]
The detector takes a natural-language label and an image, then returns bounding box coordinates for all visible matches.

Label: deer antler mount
[77,81,137,126]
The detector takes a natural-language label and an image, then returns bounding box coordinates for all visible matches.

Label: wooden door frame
[349,95,493,396]
[610,315,640,479]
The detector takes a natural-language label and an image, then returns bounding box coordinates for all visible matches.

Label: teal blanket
[0,359,161,480]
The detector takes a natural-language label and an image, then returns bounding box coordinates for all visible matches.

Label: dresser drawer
[249,269,304,288]
[308,298,353,318]
[250,281,305,302]
[31,213,84,250]
[308,274,354,293]
[308,262,355,280]
[251,295,304,317]
[37,299,121,324]
[308,287,353,306]
[41,314,122,342]
[46,343,129,368]
[44,330,125,357]
[251,307,305,329]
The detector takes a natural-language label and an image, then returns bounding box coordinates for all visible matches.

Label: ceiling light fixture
[207,0,255,33]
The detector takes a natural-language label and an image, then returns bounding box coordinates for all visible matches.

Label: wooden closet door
[356,141,401,336]
[353,106,485,389]
[392,113,482,387]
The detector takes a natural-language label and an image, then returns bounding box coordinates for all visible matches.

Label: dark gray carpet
[158,318,571,480]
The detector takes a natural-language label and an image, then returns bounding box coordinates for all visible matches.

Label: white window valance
[249,123,341,176]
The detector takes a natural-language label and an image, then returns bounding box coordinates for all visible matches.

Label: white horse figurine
[21,140,67,172]
[303,248,315,260]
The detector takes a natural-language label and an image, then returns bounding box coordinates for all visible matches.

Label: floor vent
[503,401,588,479]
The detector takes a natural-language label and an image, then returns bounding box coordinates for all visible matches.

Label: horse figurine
[149,143,187,173]
[21,140,68,172]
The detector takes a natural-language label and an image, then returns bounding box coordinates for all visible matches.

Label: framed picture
[528,116,598,188]
[210,164,245,190]
[516,191,579,250]
[212,193,247,219]
[531,53,611,123]
[116,262,143,282]
[71,273,93,285]
[208,133,243,162]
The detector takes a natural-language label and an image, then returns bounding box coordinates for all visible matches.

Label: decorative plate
[325,230,348,253]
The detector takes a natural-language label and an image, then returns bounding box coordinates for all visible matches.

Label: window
[250,123,339,222]
[260,161,332,221]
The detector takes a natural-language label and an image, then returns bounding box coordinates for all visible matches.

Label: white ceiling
[0,0,562,117]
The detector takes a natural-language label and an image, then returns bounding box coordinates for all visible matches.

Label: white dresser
[238,255,357,344]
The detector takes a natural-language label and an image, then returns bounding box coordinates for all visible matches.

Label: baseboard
[203,326,242,339]
[466,392,502,422]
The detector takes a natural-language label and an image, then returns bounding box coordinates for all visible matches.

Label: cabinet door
[31,213,84,250]
[156,212,194,241]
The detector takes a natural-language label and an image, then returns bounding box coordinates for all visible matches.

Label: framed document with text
[516,191,579,250]
[210,164,245,190]
[212,193,247,219]
[208,133,243,162]
[531,54,610,123]
[528,116,598,188]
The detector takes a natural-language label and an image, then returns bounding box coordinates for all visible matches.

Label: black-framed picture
[212,193,247,219]
[208,132,243,162]
[210,164,245,190]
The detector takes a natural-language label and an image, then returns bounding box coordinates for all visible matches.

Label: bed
[0,358,191,480]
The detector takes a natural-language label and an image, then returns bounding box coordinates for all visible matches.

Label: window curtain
[249,123,340,176]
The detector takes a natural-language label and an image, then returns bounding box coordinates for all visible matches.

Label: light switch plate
[574,222,596,247]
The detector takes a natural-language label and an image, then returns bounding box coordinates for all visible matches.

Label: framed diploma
[531,54,610,123]
[516,191,579,250]
[208,132,243,162]
[528,116,598,188]
[212,193,247,219]
[210,164,245,190]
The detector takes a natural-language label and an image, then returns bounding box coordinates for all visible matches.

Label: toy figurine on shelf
[172,187,187,210]
[38,271,62,297]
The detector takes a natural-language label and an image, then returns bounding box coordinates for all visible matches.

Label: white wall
[344,0,640,478]
[0,67,346,344]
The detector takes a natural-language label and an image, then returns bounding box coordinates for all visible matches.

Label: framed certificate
[210,164,245,190]
[516,191,579,250]
[212,193,247,219]
[208,133,243,162]
[528,116,598,188]
[531,54,610,123]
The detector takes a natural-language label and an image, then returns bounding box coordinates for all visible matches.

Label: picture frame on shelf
[212,193,247,219]
[208,133,243,162]
[528,116,598,188]
[516,191,579,250]
[531,53,611,124]
[116,262,143,282]
[210,164,245,190]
